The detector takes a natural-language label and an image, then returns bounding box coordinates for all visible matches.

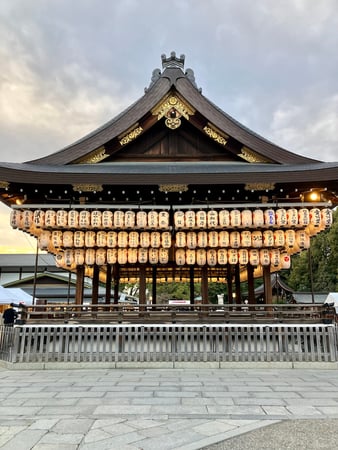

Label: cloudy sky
[0,0,337,252]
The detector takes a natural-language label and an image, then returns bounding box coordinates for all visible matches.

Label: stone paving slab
[0,367,338,449]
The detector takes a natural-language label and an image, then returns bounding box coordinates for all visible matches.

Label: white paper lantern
[321,208,333,228]
[149,248,159,264]
[238,248,249,265]
[251,231,263,248]
[218,231,229,247]
[118,231,128,248]
[68,210,79,228]
[228,249,238,265]
[114,210,125,228]
[196,249,207,266]
[125,210,136,228]
[241,231,251,247]
[263,230,274,247]
[270,249,281,267]
[230,231,241,248]
[56,210,68,228]
[10,210,22,229]
[185,210,196,228]
[175,249,185,265]
[127,248,138,264]
[136,210,147,228]
[118,248,128,264]
[51,230,63,248]
[274,230,285,247]
[174,210,185,228]
[196,210,207,228]
[158,211,170,229]
[186,249,196,265]
[150,231,161,248]
[102,210,113,228]
[296,230,310,249]
[219,209,230,227]
[147,210,158,228]
[207,249,217,266]
[186,231,197,249]
[106,231,117,248]
[241,210,253,227]
[79,210,91,228]
[64,249,74,266]
[280,253,291,269]
[45,209,56,228]
[138,248,148,264]
[22,210,33,229]
[85,248,96,265]
[85,231,96,247]
[33,210,45,228]
[309,208,321,227]
[55,252,64,267]
[73,231,85,247]
[253,209,264,227]
[249,249,260,266]
[91,210,102,228]
[38,230,51,250]
[63,231,73,248]
[159,248,169,264]
[275,208,288,227]
[260,249,270,266]
[140,231,150,248]
[96,231,107,247]
[176,231,186,248]
[128,231,139,248]
[230,209,241,227]
[287,208,298,227]
[298,208,310,227]
[217,248,228,265]
[285,229,296,248]
[264,209,275,227]
[207,210,218,228]
[161,231,172,248]
[208,231,219,247]
[74,249,85,265]
[197,231,208,248]
[107,249,118,264]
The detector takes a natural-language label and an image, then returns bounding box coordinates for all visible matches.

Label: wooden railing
[19,303,336,325]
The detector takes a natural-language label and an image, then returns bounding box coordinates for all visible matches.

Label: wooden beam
[75,265,84,305]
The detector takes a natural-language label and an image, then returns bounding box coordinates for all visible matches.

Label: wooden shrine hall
[0,51,337,310]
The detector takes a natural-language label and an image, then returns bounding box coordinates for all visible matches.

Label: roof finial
[161,51,185,70]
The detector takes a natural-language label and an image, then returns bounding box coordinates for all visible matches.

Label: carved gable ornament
[152,95,195,130]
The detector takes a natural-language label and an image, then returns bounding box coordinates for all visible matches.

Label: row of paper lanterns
[55,247,291,269]
[11,207,333,231]
[38,229,311,251]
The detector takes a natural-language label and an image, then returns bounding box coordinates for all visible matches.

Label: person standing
[3,303,18,326]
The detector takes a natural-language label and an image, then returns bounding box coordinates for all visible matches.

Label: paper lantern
[260,249,270,266]
[207,210,218,228]
[186,231,197,249]
[73,231,85,247]
[44,209,56,228]
[238,248,249,265]
[249,249,260,266]
[107,249,118,264]
[68,210,79,228]
[96,231,107,247]
[74,249,85,265]
[285,229,296,248]
[147,210,158,228]
[64,249,74,266]
[125,210,136,228]
[264,209,275,227]
[207,249,217,266]
[140,231,150,248]
[230,209,241,227]
[217,248,227,265]
[253,209,264,227]
[296,230,310,249]
[118,231,128,248]
[22,210,33,229]
[127,248,138,264]
[208,231,218,247]
[280,253,291,269]
[10,210,22,229]
[175,249,185,266]
[79,210,91,228]
[230,231,241,248]
[298,208,310,227]
[128,231,139,248]
[85,248,96,265]
[218,231,229,247]
[136,210,147,228]
[114,210,125,228]
[275,208,288,227]
[186,249,196,265]
[321,208,333,228]
[175,231,186,248]
[51,230,63,248]
[159,248,169,264]
[287,208,298,227]
[273,230,285,247]
[91,210,102,228]
[263,230,274,247]
[118,248,128,264]
[196,210,207,228]
[33,210,45,228]
[158,210,170,229]
[38,230,51,250]
[196,249,207,266]
[174,211,185,228]
[270,249,281,267]
[197,231,208,248]
[219,209,230,227]
[251,231,263,248]
[85,231,96,247]
[228,249,238,265]
[309,208,321,227]
[106,231,117,248]
[55,252,64,268]
[138,248,148,264]
[161,231,172,248]
[56,210,68,228]
[185,210,196,228]
[241,210,253,227]
[241,231,251,247]
[102,210,113,228]
[63,231,73,248]
[149,248,159,264]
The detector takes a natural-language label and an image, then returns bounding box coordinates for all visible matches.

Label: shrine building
[0,52,337,307]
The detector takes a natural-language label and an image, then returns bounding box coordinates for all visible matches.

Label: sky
[0,0,338,253]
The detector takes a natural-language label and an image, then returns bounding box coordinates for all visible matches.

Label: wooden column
[234,265,241,304]
[105,263,112,304]
[226,264,233,304]
[189,266,195,304]
[201,266,208,304]
[139,265,147,306]
[112,264,120,304]
[152,265,157,304]
[263,265,272,304]
[75,265,85,305]
[247,264,255,304]
[92,264,99,305]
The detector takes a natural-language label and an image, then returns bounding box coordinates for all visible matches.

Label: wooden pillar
[201,266,208,304]
[112,264,120,304]
[234,265,241,304]
[139,265,147,306]
[152,265,156,304]
[263,265,272,304]
[92,264,99,305]
[247,264,255,304]
[226,264,233,304]
[75,265,85,305]
[189,266,195,304]
[105,263,112,304]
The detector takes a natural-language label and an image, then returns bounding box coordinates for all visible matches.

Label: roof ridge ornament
[161,51,185,70]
